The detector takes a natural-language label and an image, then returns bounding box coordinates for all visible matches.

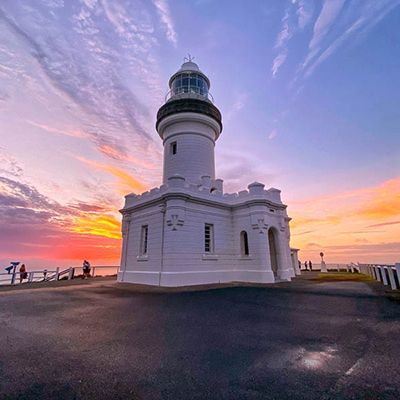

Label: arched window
[240,231,249,256]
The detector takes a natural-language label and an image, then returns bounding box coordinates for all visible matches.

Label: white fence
[0,265,119,286]
[300,263,352,271]
[299,262,400,291]
[355,262,400,291]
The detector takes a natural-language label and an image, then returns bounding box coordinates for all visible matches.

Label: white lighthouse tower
[157,59,222,185]
[118,59,299,287]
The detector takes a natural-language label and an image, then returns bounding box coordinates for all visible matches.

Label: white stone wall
[163,133,216,184]
[118,189,295,286]
[158,112,220,185]
[119,203,164,285]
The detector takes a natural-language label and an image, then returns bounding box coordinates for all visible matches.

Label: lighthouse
[157,59,222,185]
[118,59,299,287]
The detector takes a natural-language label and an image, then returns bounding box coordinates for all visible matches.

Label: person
[19,264,27,283]
[82,260,91,279]
[304,261,308,271]
[309,260,313,271]
[298,260,301,270]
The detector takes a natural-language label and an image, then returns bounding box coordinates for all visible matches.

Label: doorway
[268,229,278,277]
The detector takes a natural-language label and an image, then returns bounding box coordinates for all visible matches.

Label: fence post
[28,272,34,283]
[387,266,397,290]
[92,267,96,278]
[336,264,340,272]
[68,267,73,280]
[395,264,400,288]
[55,267,60,281]
[376,266,383,282]
[10,265,17,285]
[381,266,389,285]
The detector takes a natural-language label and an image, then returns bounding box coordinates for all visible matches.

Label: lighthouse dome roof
[168,60,210,89]
[177,61,200,72]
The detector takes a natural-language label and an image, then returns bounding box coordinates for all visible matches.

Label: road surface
[0,275,399,399]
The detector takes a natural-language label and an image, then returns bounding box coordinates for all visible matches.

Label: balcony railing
[165,89,215,103]
[0,265,119,286]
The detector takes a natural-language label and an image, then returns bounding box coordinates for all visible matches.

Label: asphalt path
[0,275,399,399]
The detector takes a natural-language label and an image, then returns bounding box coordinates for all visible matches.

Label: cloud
[71,214,121,239]
[68,202,112,213]
[0,1,175,265]
[0,176,66,216]
[75,156,148,194]
[27,119,158,168]
[306,242,321,248]
[307,0,346,55]
[272,51,288,78]
[0,1,162,151]
[152,0,178,46]
[300,0,400,78]
[218,150,276,192]
[271,0,313,78]
[324,242,400,254]
[299,241,400,263]
[275,9,292,49]
[367,221,400,228]
[292,230,314,236]
[0,175,121,263]
[272,8,292,77]
[356,178,400,220]
[290,177,400,262]
[225,93,248,121]
[26,120,85,138]
[268,128,278,140]
[0,148,23,177]
[294,0,314,30]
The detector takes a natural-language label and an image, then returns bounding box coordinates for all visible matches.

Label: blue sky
[0,0,399,265]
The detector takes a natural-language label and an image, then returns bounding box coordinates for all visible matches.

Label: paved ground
[0,273,399,400]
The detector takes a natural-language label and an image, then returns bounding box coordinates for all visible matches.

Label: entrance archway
[268,228,279,277]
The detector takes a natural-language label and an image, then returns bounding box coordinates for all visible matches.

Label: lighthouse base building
[118,60,300,287]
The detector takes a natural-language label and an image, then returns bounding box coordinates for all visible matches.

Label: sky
[0,0,399,268]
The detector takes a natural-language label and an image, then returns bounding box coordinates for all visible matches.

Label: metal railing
[300,263,351,271]
[0,265,119,286]
[165,89,215,103]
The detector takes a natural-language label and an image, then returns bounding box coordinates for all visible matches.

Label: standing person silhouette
[19,264,27,283]
[304,261,308,271]
[309,260,313,271]
[82,260,91,279]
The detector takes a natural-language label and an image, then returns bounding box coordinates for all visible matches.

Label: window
[140,225,148,255]
[240,231,249,256]
[170,141,177,155]
[170,73,209,97]
[204,224,214,253]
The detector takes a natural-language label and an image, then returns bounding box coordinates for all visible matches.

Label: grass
[312,272,374,282]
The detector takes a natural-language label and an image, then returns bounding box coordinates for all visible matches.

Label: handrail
[165,89,215,103]
[1,265,119,286]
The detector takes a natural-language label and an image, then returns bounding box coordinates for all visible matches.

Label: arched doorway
[268,229,279,277]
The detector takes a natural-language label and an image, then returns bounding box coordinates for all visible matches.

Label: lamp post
[320,252,327,272]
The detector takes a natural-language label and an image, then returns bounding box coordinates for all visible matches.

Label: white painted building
[118,60,300,286]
